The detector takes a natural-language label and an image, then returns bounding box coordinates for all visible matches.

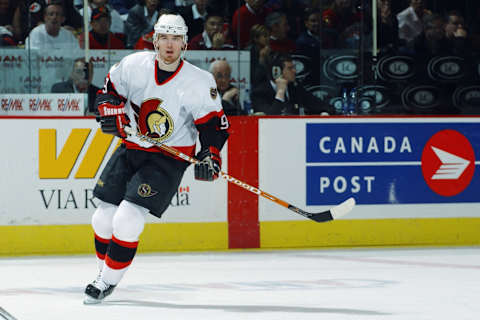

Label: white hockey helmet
[153,14,189,44]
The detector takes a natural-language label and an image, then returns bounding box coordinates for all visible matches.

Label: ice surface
[1,247,479,319]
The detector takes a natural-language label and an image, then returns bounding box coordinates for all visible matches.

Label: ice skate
[83,277,116,305]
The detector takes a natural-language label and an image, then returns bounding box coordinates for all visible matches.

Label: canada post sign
[306,122,480,205]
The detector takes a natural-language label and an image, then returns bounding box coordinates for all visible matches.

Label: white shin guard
[91,200,117,239]
[91,200,117,271]
[112,200,148,242]
[100,200,149,285]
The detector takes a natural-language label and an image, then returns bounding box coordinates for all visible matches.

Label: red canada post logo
[421,129,475,196]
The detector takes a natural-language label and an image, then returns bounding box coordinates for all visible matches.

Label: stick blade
[309,197,355,222]
[330,197,356,220]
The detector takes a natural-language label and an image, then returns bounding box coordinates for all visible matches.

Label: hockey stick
[124,127,355,222]
[0,307,17,320]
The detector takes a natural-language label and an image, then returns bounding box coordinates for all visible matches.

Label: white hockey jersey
[103,51,228,157]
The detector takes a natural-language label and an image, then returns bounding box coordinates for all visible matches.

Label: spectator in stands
[377,0,399,52]
[158,0,192,11]
[208,0,237,23]
[188,11,234,50]
[13,0,82,43]
[414,11,470,56]
[178,0,210,41]
[79,6,125,49]
[265,0,308,39]
[232,0,269,49]
[295,8,324,86]
[0,26,15,46]
[321,0,361,46]
[209,60,245,116]
[247,24,271,85]
[124,0,159,48]
[0,0,16,33]
[0,0,17,46]
[108,0,137,16]
[51,57,101,114]
[397,0,431,46]
[251,53,332,115]
[12,0,47,43]
[444,10,469,44]
[59,0,84,32]
[79,0,125,36]
[265,11,296,53]
[134,29,155,50]
[133,8,173,50]
[25,1,80,50]
[175,0,194,6]
[412,13,450,56]
[296,9,326,53]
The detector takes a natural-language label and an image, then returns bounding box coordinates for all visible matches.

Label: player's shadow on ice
[102,300,390,315]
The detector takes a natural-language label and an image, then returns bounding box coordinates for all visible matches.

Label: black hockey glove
[95,93,130,138]
[194,147,221,181]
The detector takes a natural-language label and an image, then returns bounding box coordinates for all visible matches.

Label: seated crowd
[2,1,477,52]
[0,0,479,115]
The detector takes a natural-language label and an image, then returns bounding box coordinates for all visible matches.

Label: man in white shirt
[396,0,431,45]
[25,1,80,50]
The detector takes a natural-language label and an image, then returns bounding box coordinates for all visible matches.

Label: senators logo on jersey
[136,98,174,142]
[137,183,158,198]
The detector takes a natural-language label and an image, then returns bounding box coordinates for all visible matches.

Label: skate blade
[83,295,103,305]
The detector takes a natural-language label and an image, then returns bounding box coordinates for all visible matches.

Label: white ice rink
[1,247,480,320]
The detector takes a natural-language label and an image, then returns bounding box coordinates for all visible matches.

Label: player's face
[155,34,185,64]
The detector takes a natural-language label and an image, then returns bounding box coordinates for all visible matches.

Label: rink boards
[0,116,479,255]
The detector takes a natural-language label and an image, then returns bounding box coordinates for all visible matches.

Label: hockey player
[83,13,230,304]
